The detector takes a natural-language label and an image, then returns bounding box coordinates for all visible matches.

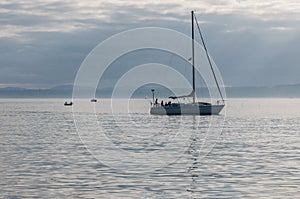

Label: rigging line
[194,15,224,102]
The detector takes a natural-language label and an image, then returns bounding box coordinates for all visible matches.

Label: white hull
[150,103,224,115]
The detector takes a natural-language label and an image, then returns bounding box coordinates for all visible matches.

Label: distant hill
[226,84,300,98]
[0,83,300,98]
[0,87,27,91]
[50,84,74,90]
[0,86,72,98]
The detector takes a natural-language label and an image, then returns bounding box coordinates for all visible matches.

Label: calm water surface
[0,98,299,198]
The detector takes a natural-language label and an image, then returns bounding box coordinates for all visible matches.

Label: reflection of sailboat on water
[150,11,225,115]
[186,116,207,198]
[186,134,200,197]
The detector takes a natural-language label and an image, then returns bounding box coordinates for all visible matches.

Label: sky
[0,0,300,88]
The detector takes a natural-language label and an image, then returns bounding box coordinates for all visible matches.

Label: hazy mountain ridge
[0,84,300,98]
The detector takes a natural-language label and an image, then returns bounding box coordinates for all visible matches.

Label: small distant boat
[91,98,97,102]
[64,101,73,106]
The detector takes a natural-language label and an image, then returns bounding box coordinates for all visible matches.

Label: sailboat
[150,11,225,115]
[64,101,73,106]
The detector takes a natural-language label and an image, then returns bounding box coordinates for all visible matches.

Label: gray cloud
[0,0,300,88]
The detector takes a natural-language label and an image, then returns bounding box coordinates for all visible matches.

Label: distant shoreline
[0,84,300,98]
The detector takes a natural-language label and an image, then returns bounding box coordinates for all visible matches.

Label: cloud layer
[0,0,300,87]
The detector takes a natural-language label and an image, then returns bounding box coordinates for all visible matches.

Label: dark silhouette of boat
[150,11,225,115]
[91,98,97,102]
[64,101,73,106]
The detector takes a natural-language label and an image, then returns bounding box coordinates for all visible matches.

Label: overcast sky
[0,0,300,88]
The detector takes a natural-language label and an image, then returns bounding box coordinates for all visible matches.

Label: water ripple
[0,99,299,198]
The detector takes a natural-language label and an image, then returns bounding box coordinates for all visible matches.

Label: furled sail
[169,90,194,99]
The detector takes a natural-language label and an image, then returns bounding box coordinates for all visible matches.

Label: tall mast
[191,10,195,103]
